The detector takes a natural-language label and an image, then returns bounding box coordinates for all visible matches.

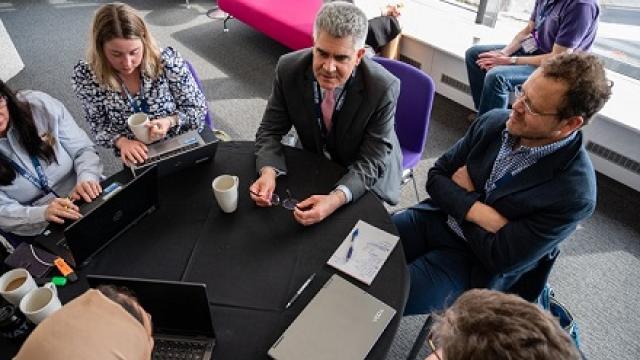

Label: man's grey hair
[314,1,368,49]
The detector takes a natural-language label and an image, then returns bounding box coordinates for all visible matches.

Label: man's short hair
[431,289,580,360]
[314,1,368,49]
[541,53,612,125]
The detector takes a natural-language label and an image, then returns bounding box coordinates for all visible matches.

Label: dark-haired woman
[0,81,102,246]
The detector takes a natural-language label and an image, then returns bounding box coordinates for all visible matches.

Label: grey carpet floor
[2,1,639,359]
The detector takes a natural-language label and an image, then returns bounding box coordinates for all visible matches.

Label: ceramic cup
[212,175,239,213]
[19,282,62,324]
[0,268,37,306]
[127,112,152,144]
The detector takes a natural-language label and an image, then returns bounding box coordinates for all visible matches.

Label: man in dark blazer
[251,1,402,226]
[394,53,612,315]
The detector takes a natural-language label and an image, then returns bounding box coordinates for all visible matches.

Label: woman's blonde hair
[87,2,162,90]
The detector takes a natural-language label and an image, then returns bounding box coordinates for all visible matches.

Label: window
[438,0,640,81]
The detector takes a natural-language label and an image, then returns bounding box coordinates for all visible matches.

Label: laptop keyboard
[152,338,208,360]
[143,142,199,165]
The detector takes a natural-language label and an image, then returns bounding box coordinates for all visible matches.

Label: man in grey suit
[251,1,402,226]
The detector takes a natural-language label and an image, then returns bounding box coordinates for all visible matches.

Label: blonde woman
[72,2,206,165]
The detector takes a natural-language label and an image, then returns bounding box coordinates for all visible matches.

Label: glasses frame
[427,331,442,360]
[250,188,299,210]
[513,85,560,117]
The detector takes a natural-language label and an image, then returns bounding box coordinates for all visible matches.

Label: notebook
[268,274,396,360]
[327,220,399,285]
[35,166,159,268]
[129,128,218,177]
[86,275,216,360]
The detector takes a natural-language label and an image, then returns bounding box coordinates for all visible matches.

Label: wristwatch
[510,56,518,65]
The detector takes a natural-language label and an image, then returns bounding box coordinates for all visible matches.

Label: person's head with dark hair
[541,52,612,125]
[97,284,152,334]
[15,289,154,359]
[426,289,580,360]
[506,52,612,148]
[0,80,56,186]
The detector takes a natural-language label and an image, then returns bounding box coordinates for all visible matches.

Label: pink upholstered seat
[218,0,322,50]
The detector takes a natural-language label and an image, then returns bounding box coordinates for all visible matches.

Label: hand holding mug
[146,117,174,142]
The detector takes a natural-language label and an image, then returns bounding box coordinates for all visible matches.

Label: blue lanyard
[535,0,556,32]
[0,153,58,197]
[118,73,148,114]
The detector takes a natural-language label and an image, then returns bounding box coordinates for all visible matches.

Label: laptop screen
[65,166,158,266]
[86,275,215,338]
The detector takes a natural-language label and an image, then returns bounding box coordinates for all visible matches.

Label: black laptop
[129,127,218,177]
[35,166,159,268]
[86,275,216,360]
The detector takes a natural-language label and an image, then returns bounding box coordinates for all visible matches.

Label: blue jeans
[392,208,474,315]
[465,44,536,115]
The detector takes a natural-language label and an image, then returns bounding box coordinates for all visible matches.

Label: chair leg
[223,15,233,32]
[185,0,190,9]
[410,170,420,202]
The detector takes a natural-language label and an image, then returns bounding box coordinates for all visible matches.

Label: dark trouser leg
[392,209,473,315]
[465,44,504,111]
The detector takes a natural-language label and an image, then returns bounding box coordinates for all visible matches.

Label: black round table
[1,141,409,359]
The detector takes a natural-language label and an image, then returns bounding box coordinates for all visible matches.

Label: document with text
[327,220,399,285]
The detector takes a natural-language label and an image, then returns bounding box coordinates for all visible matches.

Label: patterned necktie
[321,88,336,132]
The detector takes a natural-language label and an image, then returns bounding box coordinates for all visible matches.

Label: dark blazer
[255,49,403,204]
[420,109,597,292]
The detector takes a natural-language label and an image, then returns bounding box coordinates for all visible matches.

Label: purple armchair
[185,60,213,129]
[373,57,435,200]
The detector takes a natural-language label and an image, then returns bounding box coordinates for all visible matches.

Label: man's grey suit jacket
[255,49,403,204]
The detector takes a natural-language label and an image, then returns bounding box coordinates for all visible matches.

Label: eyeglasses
[427,331,442,360]
[250,188,299,210]
[514,85,559,117]
[0,95,7,108]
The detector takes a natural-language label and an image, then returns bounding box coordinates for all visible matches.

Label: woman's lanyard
[535,0,556,33]
[312,77,350,139]
[0,153,59,197]
[118,73,149,114]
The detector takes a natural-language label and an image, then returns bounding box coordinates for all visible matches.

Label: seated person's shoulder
[160,46,185,71]
[72,60,93,80]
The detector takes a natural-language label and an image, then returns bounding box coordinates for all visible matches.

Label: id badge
[520,35,538,54]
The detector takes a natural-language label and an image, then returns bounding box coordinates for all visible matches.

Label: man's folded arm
[460,198,595,274]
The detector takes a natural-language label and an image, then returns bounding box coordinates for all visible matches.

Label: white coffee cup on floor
[212,175,239,213]
[0,268,37,306]
[127,112,152,144]
[19,282,62,324]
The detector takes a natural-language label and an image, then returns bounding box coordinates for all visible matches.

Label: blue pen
[345,228,359,262]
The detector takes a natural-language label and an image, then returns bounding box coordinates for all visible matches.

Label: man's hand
[476,50,511,70]
[249,167,277,207]
[45,198,81,224]
[465,201,509,234]
[451,165,475,192]
[70,180,102,203]
[116,137,148,165]
[293,191,346,226]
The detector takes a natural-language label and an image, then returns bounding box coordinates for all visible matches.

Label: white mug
[127,112,152,144]
[212,175,239,213]
[0,268,37,306]
[19,282,62,324]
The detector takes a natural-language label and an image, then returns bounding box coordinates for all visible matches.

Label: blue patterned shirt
[447,129,577,239]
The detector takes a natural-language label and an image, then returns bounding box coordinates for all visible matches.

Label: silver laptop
[130,129,218,177]
[268,274,396,360]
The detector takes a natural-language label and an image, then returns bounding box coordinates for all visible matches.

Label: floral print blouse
[72,47,206,149]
